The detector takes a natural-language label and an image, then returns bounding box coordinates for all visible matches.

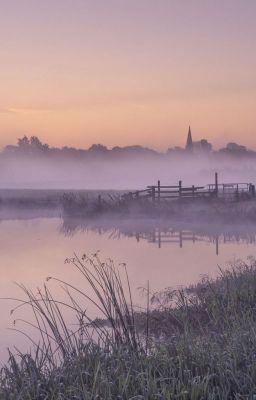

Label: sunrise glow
[1,0,256,149]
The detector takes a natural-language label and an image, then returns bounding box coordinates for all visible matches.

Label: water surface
[0,215,256,362]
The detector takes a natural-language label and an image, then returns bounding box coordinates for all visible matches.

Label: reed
[1,257,256,399]
[61,193,256,227]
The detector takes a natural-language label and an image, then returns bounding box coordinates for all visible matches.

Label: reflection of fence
[122,173,255,202]
[61,216,256,256]
[133,228,256,255]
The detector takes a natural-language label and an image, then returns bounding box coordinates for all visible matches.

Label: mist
[1,152,256,190]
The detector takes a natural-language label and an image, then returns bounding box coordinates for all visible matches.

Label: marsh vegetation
[1,255,256,399]
[61,192,256,225]
[2,187,256,226]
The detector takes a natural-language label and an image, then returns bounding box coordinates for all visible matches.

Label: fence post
[252,184,256,198]
[192,185,195,198]
[179,180,182,198]
[215,172,218,197]
[157,180,161,203]
[152,186,156,202]
[249,183,255,199]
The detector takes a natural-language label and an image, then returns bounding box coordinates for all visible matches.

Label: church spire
[186,126,193,151]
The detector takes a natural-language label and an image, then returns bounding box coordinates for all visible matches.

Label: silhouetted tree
[30,136,42,148]
[18,135,30,149]
[226,142,247,152]
[15,135,50,155]
[30,136,49,153]
[88,144,108,153]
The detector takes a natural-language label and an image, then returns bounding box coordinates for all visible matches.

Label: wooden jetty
[123,173,256,202]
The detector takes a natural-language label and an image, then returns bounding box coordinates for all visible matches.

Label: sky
[0,0,256,150]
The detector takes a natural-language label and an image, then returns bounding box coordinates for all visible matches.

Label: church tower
[185,126,193,151]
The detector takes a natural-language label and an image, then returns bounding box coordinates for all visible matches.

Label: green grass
[1,256,256,399]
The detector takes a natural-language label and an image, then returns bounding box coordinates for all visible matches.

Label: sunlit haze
[1,0,256,150]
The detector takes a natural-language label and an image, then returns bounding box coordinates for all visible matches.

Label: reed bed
[61,192,256,225]
[1,256,256,399]
[2,189,256,224]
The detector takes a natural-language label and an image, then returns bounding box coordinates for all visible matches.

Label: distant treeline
[1,135,256,160]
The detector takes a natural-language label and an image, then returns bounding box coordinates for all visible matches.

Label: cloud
[0,108,17,114]
[3,107,56,114]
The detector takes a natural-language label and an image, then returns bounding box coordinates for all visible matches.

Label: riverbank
[2,189,256,224]
[61,193,256,224]
[1,256,256,399]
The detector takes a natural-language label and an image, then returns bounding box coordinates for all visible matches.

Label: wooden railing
[122,178,255,202]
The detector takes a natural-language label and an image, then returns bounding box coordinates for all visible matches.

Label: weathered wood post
[192,185,195,199]
[152,186,156,202]
[179,180,182,198]
[157,180,161,203]
[251,184,256,198]
[249,183,255,199]
[215,172,218,197]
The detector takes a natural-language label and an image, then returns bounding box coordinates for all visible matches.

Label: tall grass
[61,193,256,225]
[1,257,256,399]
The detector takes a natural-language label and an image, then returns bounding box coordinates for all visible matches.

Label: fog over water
[1,153,256,189]
[1,146,256,362]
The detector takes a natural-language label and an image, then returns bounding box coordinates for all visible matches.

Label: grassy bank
[2,189,256,224]
[61,192,256,224]
[1,256,256,399]
[0,189,123,211]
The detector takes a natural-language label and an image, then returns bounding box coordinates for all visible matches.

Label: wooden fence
[122,173,256,202]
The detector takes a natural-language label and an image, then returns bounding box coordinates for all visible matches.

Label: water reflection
[61,216,256,256]
[1,214,256,362]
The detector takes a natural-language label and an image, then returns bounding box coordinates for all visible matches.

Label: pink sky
[0,0,256,150]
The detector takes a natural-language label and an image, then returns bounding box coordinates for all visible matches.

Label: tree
[88,144,108,153]
[30,136,49,152]
[17,136,30,149]
[30,136,43,149]
[16,135,49,155]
